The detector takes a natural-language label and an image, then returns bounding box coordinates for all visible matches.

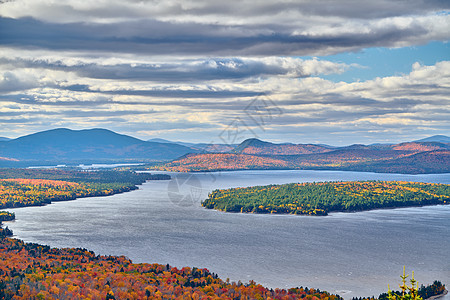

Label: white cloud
[0,70,39,92]
[0,1,448,143]
[0,53,356,84]
[0,60,447,142]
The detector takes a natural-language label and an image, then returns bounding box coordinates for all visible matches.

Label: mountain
[148,138,197,148]
[149,138,236,152]
[150,138,199,148]
[201,144,236,153]
[148,138,174,144]
[390,141,450,151]
[339,144,371,150]
[345,150,450,174]
[2,130,449,173]
[159,153,289,172]
[415,135,450,143]
[233,138,332,155]
[158,138,450,174]
[0,128,198,163]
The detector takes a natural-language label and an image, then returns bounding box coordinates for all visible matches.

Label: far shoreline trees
[0,169,170,209]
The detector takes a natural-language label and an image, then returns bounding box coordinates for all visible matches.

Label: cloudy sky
[0,0,449,145]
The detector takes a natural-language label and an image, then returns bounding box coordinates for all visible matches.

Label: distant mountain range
[0,128,198,165]
[0,128,448,174]
[148,138,236,152]
[157,137,450,174]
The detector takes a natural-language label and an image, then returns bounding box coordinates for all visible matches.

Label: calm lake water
[4,170,450,299]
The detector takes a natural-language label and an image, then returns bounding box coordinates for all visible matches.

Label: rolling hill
[415,135,450,143]
[158,137,450,174]
[1,129,448,173]
[390,141,450,151]
[0,128,198,164]
[233,138,332,155]
[158,153,289,172]
[344,150,450,174]
[149,138,236,153]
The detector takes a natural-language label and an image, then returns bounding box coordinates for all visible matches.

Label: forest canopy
[0,169,169,209]
[202,181,450,215]
[0,236,342,300]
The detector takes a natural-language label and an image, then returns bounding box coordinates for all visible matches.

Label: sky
[0,0,449,146]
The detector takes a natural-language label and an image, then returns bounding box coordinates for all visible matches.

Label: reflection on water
[4,170,450,299]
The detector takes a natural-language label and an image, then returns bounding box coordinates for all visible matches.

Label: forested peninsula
[202,181,450,215]
[0,168,169,209]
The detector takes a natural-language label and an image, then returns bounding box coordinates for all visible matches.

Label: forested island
[202,181,450,215]
[0,168,170,209]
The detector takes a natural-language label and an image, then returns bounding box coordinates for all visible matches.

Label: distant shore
[0,170,171,210]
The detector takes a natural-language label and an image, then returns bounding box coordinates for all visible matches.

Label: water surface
[4,170,450,299]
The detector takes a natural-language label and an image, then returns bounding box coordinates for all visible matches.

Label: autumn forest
[0,169,448,299]
[202,181,450,215]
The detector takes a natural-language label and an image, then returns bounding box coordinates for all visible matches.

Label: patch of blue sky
[305,41,450,83]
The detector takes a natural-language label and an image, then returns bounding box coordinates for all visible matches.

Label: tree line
[0,236,342,300]
[202,181,450,215]
[0,169,170,209]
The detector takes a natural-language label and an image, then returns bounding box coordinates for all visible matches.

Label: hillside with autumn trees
[202,181,450,215]
[158,153,290,172]
[344,150,450,174]
[0,168,169,209]
[1,129,449,174]
[232,139,333,155]
[157,138,450,174]
[0,236,343,300]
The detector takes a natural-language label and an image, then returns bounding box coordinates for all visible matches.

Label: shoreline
[3,173,448,299]
[202,180,450,217]
[0,236,343,300]
[0,185,139,211]
[426,289,448,300]
[151,167,450,176]
[203,201,450,217]
[0,179,171,211]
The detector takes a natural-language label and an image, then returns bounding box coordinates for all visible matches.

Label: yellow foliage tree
[388,267,422,300]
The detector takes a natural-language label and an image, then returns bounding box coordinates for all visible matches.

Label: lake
[4,170,450,299]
